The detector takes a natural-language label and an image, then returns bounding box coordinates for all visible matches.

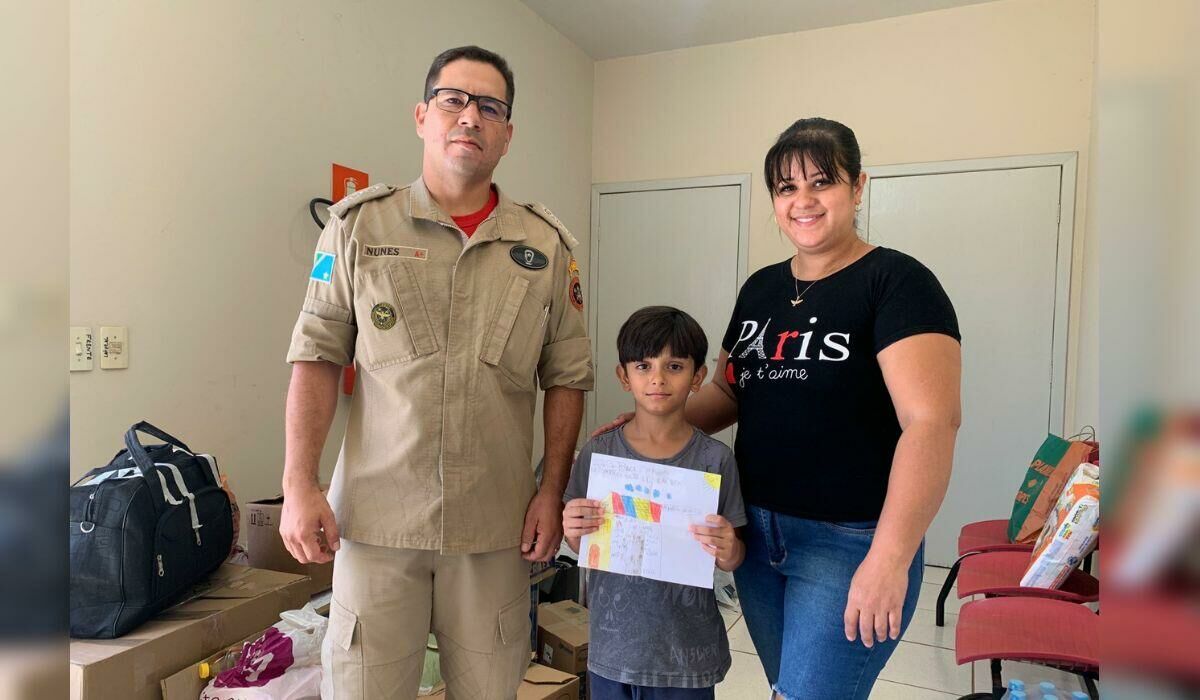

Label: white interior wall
[68,1,594,505]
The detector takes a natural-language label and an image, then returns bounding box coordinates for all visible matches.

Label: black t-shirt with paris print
[720,247,960,521]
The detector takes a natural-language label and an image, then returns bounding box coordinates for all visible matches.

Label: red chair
[958,519,1034,555]
[937,521,1096,626]
[954,597,1099,699]
[936,519,1034,626]
[955,550,1099,604]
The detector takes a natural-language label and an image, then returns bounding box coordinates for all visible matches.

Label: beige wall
[593,0,1098,429]
[2,3,68,456]
[68,1,594,504]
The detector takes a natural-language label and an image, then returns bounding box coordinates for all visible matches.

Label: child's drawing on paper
[580,453,720,588]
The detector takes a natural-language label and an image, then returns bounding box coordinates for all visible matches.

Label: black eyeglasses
[427,88,511,122]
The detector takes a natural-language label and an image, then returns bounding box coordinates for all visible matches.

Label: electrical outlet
[100,326,129,369]
[70,326,94,371]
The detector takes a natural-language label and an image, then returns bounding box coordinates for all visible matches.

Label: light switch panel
[100,326,129,369]
[70,326,93,371]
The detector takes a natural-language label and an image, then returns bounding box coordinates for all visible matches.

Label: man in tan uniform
[281,46,593,699]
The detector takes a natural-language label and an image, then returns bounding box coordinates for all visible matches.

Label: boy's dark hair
[617,306,708,372]
[424,45,516,115]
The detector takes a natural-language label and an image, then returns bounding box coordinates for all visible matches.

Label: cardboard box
[517,664,580,700]
[70,565,310,700]
[427,663,579,700]
[244,490,334,596]
[163,625,444,700]
[161,591,335,700]
[536,601,589,675]
[159,626,264,700]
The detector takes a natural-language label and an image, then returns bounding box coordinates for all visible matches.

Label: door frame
[588,174,752,430]
[861,152,1078,434]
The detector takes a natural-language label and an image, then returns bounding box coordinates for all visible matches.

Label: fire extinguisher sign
[331,163,369,203]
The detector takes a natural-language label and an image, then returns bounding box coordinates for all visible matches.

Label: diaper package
[1020,462,1100,588]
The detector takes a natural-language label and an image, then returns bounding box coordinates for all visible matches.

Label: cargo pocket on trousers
[480,275,547,391]
[497,591,532,651]
[328,598,364,697]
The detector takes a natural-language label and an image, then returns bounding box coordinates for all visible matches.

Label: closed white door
[865,159,1074,565]
[590,178,748,449]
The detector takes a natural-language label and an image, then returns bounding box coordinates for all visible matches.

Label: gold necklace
[789,251,857,307]
[791,276,818,307]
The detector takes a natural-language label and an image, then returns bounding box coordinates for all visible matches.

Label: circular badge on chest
[371,302,397,330]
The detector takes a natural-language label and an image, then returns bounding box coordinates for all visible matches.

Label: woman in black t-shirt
[601,119,961,699]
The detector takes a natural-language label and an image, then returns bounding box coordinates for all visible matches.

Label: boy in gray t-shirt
[563,306,746,698]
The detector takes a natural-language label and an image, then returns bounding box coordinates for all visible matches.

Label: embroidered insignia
[570,277,584,311]
[310,252,335,284]
[371,302,397,330]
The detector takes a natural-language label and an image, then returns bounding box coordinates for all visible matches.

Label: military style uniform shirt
[287,178,594,554]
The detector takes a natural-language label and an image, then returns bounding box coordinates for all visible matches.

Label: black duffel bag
[69,422,233,638]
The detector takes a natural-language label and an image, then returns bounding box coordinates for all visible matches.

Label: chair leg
[937,557,963,627]
[990,658,1004,699]
[1083,672,1099,699]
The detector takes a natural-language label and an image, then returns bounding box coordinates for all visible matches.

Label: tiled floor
[714,565,1090,699]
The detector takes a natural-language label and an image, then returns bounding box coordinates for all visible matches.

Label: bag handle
[124,422,187,515]
[125,421,192,453]
[1067,425,1096,442]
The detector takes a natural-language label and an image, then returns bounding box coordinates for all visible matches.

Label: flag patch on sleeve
[310,251,335,284]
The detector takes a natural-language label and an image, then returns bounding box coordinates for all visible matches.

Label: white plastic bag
[201,603,327,699]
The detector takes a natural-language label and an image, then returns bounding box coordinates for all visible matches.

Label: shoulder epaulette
[522,202,579,250]
[329,183,396,219]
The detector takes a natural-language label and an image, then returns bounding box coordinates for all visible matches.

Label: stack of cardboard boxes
[70,490,335,700]
[71,488,591,699]
[536,600,591,700]
[69,565,312,700]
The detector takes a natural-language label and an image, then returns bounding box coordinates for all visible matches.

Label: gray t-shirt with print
[564,426,747,688]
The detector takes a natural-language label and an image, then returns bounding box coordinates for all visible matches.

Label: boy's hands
[689,515,744,571]
[563,498,605,551]
[566,503,743,571]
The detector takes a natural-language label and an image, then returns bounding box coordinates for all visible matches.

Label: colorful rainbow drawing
[610,492,663,523]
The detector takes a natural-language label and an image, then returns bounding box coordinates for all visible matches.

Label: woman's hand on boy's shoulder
[589,412,634,438]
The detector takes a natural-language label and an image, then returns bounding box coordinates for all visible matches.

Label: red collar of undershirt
[450,186,499,237]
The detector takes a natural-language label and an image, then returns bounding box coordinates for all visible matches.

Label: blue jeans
[733,506,924,700]
[588,672,715,700]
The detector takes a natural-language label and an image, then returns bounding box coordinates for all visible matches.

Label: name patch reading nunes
[364,245,428,260]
